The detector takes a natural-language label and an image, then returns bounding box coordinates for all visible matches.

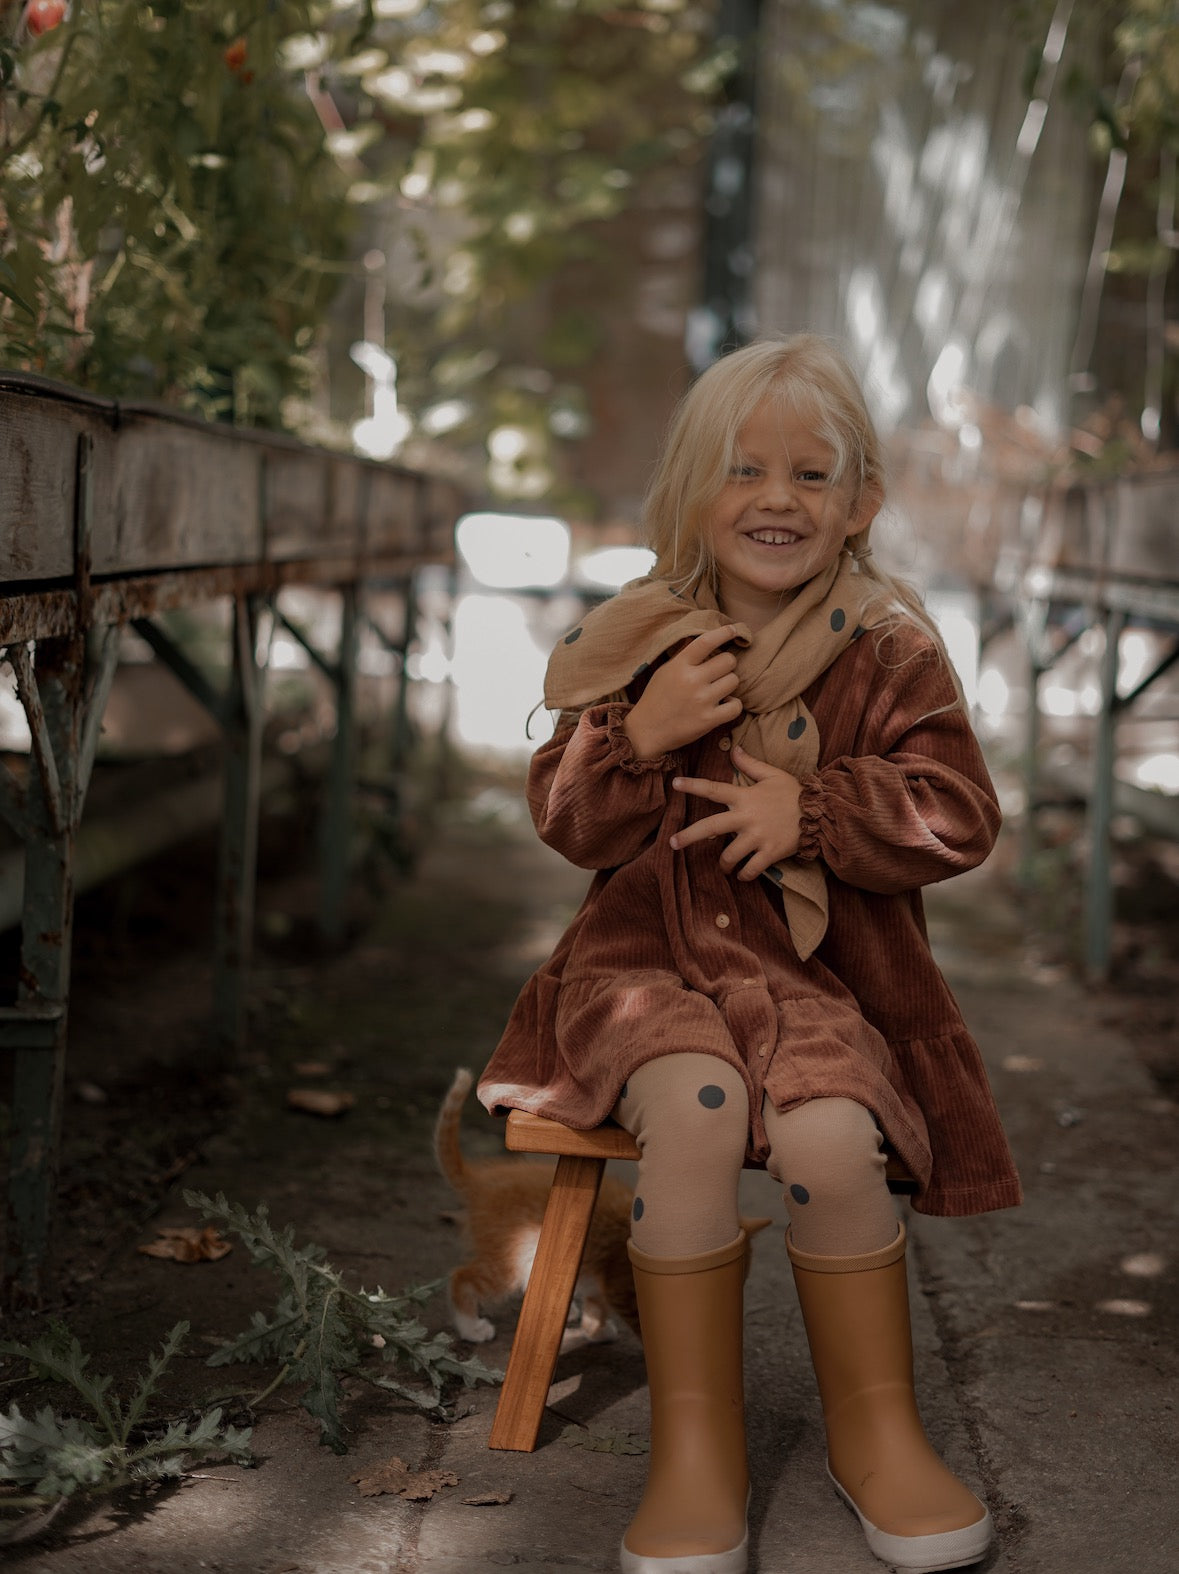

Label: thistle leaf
[185,1191,500,1452]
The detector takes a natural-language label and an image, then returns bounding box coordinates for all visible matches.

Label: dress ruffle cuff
[602,704,684,776]
[795,773,826,861]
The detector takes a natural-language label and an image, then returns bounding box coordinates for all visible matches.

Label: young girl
[478,334,1021,1574]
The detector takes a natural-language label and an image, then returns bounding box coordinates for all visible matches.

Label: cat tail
[434,1066,475,1194]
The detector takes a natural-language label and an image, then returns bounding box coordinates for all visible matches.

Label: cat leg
[574,1274,619,1343]
[447,1265,497,1343]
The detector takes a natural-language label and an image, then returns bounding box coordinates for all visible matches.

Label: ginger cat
[434,1067,769,1345]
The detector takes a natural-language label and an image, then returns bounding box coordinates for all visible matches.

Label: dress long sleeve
[797,630,1000,895]
[527,703,684,869]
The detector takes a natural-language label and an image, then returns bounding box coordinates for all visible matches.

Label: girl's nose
[759,469,797,509]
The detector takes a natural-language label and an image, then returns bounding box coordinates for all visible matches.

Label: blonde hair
[641,334,946,657]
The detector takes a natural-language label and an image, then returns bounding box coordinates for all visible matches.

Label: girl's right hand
[622,625,744,759]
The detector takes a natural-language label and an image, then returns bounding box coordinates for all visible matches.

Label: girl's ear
[847,481,883,538]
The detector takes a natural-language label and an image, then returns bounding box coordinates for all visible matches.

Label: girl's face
[706,397,875,631]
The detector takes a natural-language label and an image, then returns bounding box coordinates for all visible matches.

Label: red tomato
[26,0,67,35]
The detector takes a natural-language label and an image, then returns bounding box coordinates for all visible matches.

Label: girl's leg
[766,1098,991,1572]
[614,1054,749,1257]
[761,1095,898,1256]
[612,1055,751,1574]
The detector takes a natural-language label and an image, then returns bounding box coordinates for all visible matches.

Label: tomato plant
[24,0,66,38]
[0,0,721,491]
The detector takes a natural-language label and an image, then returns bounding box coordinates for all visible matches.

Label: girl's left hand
[669,744,802,880]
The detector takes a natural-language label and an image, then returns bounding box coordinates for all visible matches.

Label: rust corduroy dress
[478,620,1022,1217]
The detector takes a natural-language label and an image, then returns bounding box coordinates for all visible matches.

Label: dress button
[718,737,731,751]
[715,913,730,929]
[757,1042,769,1057]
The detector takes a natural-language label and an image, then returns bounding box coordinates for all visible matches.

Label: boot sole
[830,1470,993,1572]
[619,1529,748,1574]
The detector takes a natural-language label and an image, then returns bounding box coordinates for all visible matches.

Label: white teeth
[749,530,799,545]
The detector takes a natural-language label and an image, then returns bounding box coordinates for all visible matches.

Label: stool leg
[488,1154,606,1451]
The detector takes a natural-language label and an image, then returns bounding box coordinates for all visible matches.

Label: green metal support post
[3,636,81,1302]
[1015,593,1052,891]
[1085,607,1126,982]
[390,572,418,775]
[213,593,266,1051]
[2,432,119,1301]
[319,584,360,944]
[1020,638,1044,889]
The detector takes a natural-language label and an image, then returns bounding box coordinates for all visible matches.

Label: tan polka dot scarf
[544,553,878,959]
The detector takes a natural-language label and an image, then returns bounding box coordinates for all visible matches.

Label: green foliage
[0,0,356,424]
[1,0,721,485]
[186,1189,499,1454]
[0,1322,252,1520]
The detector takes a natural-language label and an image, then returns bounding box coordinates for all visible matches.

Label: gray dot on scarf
[632,1196,645,1221]
[789,1184,811,1205]
[764,864,783,884]
[631,662,650,680]
[788,716,807,739]
[830,608,846,631]
[852,624,866,640]
[698,1084,726,1109]
[564,626,583,644]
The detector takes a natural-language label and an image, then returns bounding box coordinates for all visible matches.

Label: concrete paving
[6,793,1176,1574]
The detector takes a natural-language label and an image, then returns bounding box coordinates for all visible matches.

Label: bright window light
[927,340,967,427]
[1042,684,1077,718]
[1135,753,1179,794]
[451,594,554,752]
[576,546,656,590]
[456,512,570,589]
[976,667,1009,720]
[923,588,979,707]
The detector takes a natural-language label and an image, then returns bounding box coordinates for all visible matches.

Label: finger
[683,624,740,663]
[717,834,758,874]
[669,809,733,850]
[729,743,781,780]
[703,665,741,695]
[735,850,775,881]
[671,775,737,805]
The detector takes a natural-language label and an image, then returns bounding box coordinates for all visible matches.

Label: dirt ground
[1,755,1176,1569]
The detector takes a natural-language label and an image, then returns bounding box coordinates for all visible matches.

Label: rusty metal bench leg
[487,1152,605,1452]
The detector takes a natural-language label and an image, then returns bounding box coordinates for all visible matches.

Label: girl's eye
[798,469,827,483]
[730,464,759,479]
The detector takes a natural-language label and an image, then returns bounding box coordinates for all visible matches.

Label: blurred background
[3,10,1178,1539]
[3,0,1177,949]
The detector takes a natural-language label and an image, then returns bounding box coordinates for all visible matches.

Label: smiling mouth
[747,529,802,546]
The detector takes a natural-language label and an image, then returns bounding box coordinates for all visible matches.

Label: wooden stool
[486,1108,918,1452]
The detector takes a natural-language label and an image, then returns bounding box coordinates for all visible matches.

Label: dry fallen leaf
[137,1226,232,1263]
[558,1424,649,1455]
[463,1491,513,1506]
[350,1457,460,1501]
[286,1088,356,1117]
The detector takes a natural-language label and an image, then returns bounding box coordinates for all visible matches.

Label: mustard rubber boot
[787,1223,992,1574]
[620,1233,750,1574]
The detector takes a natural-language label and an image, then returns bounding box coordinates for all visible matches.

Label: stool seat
[487,1108,917,1451]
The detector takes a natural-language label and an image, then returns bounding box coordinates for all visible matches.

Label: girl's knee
[765,1097,896,1256]
[765,1097,885,1196]
[619,1055,748,1160]
[615,1056,747,1256]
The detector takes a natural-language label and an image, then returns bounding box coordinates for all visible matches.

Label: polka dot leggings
[613,1053,898,1259]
